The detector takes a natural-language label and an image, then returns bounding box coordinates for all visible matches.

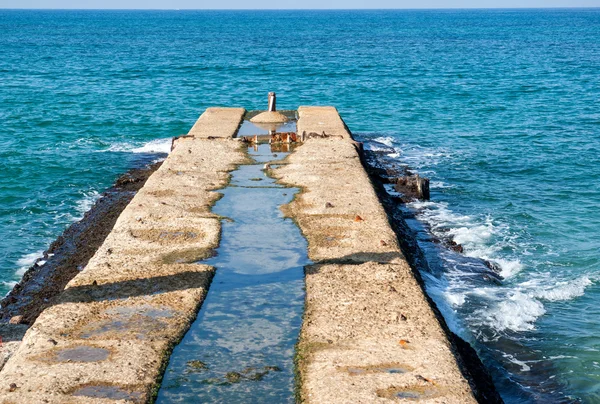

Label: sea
[1,8,599,403]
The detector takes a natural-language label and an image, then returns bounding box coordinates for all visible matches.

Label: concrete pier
[0,106,478,403]
[0,108,247,403]
[274,106,476,403]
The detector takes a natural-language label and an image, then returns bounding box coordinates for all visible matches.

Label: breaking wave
[103,137,172,154]
[361,134,592,336]
[15,250,45,276]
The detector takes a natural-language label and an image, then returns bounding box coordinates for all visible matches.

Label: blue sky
[1,0,599,8]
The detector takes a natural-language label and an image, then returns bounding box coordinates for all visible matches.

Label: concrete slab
[0,105,479,403]
[297,106,352,140]
[187,107,245,139]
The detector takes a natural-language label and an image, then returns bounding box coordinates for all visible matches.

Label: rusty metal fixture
[270,132,297,144]
[243,133,299,144]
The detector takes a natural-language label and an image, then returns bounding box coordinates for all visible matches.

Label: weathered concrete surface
[187,107,245,139]
[0,108,247,403]
[273,106,477,403]
[296,106,352,140]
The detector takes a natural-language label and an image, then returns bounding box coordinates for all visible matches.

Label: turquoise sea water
[1,9,599,403]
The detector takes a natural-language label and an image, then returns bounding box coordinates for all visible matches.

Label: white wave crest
[407,200,523,279]
[104,138,172,154]
[528,276,592,302]
[445,291,467,308]
[491,258,524,279]
[15,250,45,276]
[470,276,592,333]
[131,138,172,154]
[75,190,100,217]
[480,291,546,332]
[105,142,133,152]
[449,224,495,247]
[2,280,17,288]
[430,181,454,189]
[373,136,394,147]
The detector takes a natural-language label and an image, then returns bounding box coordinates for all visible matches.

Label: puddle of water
[384,367,408,374]
[156,142,309,403]
[395,387,438,400]
[54,346,110,362]
[377,386,438,401]
[396,390,422,399]
[347,367,368,375]
[73,385,142,401]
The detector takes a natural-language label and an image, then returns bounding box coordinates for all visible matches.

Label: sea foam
[104,137,172,154]
[363,134,592,337]
[75,190,100,218]
[16,250,45,276]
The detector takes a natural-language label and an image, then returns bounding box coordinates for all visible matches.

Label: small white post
[268,92,276,112]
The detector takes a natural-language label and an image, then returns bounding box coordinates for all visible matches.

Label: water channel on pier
[156,139,309,403]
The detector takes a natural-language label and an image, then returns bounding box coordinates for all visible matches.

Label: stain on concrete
[54,346,110,363]
[73,384,143,401]
[343,363,413,376]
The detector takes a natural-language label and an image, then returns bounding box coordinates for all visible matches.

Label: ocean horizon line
[1,6,599,11]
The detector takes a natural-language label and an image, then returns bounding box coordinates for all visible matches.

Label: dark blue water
[1,9,600,403]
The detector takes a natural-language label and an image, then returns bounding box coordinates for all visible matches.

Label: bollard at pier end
[268,92,276,112]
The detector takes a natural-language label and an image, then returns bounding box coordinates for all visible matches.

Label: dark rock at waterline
[225,372,243,383]
[209,365,281,385]
[186,360,208,372]
[484,260,503,275]
[483,274,503,286]
[394,175,430,201]
[8,316,24,325]
[450,332,504,404]
[448,240,464,253]
[361,150,407,184]
[114,172,145,187]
